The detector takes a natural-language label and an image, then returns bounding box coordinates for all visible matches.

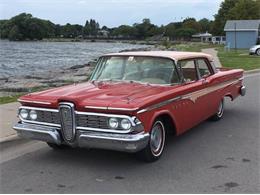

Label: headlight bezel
[19,109,29,119]
[120,118,131,130]
[108,117,119,129]
[29,110,38,120]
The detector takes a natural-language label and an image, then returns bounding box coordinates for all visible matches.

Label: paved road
[0,73,259,193]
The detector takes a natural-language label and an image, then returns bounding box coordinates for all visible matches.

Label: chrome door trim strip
[137,78,242,114]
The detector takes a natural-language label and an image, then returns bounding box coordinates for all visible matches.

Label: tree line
[0,0,259,41]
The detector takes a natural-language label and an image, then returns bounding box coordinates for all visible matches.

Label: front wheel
[210,99,224,121]
[137,120,166,162]
[256,48,260,56]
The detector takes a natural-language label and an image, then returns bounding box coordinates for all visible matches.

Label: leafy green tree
[228,0,260,19]
[211,0,238,35]
[8,25,23,40]
[165,23,176,40]
[182,18,201,33]
[198,18,212,32]
[175,28,196,40]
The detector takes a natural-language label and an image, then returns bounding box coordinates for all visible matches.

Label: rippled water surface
[0,40,146,78]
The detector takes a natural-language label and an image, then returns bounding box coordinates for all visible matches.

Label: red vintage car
[14,51,246,162]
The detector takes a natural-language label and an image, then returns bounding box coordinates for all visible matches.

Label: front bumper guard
[13,123,149,153]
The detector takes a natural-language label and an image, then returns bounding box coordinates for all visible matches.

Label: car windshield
[90,56,180,85]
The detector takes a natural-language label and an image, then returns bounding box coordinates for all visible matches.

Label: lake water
[0,40,147,79]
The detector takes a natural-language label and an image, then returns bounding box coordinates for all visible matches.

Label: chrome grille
[36,110,60,124]
[59,103,75,142]
[76,114,108,129]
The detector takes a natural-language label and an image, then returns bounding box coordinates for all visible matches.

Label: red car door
[173,58,212,133]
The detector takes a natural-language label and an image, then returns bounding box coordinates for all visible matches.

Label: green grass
[168,42,222,52]
[217,48,260,71]
[0,94,23,105]
[166,42,260,71]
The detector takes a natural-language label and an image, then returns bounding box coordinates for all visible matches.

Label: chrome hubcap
[150,121,165,156]
[217,100,224,117]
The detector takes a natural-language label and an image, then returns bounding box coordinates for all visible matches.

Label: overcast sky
[0,0,223,27]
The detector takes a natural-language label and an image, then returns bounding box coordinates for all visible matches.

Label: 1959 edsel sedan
[13,51,246,162]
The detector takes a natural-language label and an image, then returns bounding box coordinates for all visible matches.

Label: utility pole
[234,22,237,52]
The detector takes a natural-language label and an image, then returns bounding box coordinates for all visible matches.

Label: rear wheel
[210,99,224,121]
[47,142,71,150]
[137,120,166,162]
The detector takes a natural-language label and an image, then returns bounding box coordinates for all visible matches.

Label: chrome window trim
[18,99,52,105]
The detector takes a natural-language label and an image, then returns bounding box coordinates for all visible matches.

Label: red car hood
[20,81,177,111]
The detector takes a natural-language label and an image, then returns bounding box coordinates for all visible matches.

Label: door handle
[202,79,209,84]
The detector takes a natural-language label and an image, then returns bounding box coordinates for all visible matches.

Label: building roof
[224,20,260,31]
[192,32,212,38]
[102,51,213,61]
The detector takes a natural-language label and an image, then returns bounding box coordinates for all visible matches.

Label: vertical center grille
[59,102,75,142]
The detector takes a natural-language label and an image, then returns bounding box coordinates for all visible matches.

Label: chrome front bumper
[13,123,149,153]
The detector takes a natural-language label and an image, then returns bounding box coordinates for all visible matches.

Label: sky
[0,0,223,27]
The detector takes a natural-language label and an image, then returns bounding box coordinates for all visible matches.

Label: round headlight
[20,109,29,119]
[121,118,131,130]
[109,118,119,129]
[29,110,37,120]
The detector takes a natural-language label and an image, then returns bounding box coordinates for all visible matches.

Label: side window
[197,59,211,78]
[179,60,198,82]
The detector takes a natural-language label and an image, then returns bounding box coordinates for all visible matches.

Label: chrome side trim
[18,99,52,105]
[137,96,182,114]
[137,78,242,114]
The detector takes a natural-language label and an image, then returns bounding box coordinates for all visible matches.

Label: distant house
[192,32,212,42]
[224,20,260,49]
[192,32,225,44]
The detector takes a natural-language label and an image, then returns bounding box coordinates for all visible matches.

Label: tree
[182,18,201,33]
[133,18,157,39]
[228,0,260,19]
[175,28,196,40]
[165,23,176,40]
[83,19,99,37]
[211,0,238,35]
[198,18,212,32]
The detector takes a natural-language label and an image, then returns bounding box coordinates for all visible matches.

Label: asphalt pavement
[0,73,259,193]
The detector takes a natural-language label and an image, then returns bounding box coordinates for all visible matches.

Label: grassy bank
[0,94,23,105]
[217,48,260,70]
[164,42,260,70]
